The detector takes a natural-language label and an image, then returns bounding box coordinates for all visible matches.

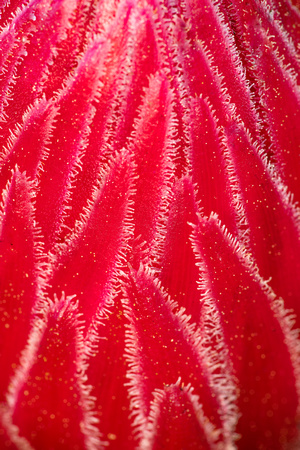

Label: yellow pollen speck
[108,434,117,440]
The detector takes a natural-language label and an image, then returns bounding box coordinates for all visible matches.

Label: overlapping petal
[0,0,299,448]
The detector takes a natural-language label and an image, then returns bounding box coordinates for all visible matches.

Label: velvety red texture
[0,0,299,448]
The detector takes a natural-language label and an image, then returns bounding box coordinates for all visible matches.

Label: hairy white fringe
[192,213,300,413]
[5,293,106,450]
[121,265,238,447]
[140,380,224,449]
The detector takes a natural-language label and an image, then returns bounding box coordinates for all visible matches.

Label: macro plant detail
[0,0,299,448]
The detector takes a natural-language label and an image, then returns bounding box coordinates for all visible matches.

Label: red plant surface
[0,0,300,448]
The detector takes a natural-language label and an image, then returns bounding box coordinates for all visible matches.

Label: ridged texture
[0,0,299,448]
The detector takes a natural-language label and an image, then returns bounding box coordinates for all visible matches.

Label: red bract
[0,0,299,448]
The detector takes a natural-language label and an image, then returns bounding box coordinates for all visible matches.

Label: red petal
[63,5,158,234]
[142,383,218,450]
[0,0,76,138]
[46,151,134,323]
[0,98,57,194]
[41,0,101,98]
[123,266,230,444]
[180,0,258,135]
[11,296,99,449]
[225,124,300,327]
[188,97,238,235]
[255,45,300,201]
[0,169,42,401]
[85,295,134,448]
[265,0,300,48]
[153,176,202,323]
[129,72,175,265]
[35,37,109,248]
[226,0,300,80]
[0,409,28,449]
[192,214,299,448]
